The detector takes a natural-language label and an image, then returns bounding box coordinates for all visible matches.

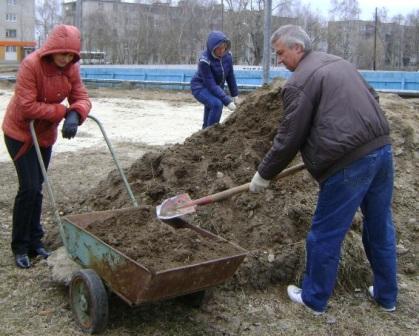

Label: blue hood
[206,31,231,59]
[190,30,238,105]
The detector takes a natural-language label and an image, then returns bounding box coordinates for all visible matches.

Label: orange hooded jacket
[2,24,91,160]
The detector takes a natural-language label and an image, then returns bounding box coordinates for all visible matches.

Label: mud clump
[78,81,418,290]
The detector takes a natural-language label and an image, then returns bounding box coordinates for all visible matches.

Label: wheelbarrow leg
[178,290,206,309]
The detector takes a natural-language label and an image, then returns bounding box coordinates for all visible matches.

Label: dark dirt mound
[86,206,242,272]
[2,83,417,336]
[75,79,382,290]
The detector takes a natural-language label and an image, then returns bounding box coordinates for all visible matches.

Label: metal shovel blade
[156,193,197,220]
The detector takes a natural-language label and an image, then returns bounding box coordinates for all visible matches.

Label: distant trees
[223,0,266,65]
[36,0,62,46]
[54,0,419,70]
[327,0,361,63]
[276,0,327,51]
[77,1,221,64]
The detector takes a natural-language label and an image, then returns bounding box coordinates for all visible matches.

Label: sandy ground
[0,86,235,161]
[0,82,417,336]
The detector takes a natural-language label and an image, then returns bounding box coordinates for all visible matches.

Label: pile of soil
[86,206,241,271]
[74,79,417,291]
[1,82,417,336]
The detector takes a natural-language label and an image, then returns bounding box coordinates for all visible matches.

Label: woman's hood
[39,24,81,63]
[206,31,231,58]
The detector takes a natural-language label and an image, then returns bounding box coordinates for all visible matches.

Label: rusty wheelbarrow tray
[63,209,247,305]
[30,117,247,335]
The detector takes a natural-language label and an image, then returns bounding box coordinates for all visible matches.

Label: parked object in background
[79,51,106,65]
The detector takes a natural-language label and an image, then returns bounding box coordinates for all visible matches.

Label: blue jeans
[301,145,397,312]
[192,88,223,129]
[4,135,52,255]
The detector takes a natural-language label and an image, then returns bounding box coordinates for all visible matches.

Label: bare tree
[82,12,113,58]
[36,0,62,46]
[405,10,419,70]
[223,0,294,65]
[243,6,265,65]
[327,0,361,62]
[329,0,360,20]
[286,1,326,51]
[222,0,266,65]
[273,0,294,17]
[57,0,417,70]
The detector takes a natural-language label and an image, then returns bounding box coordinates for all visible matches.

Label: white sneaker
[368,286,396,312]
[287,285,324,316]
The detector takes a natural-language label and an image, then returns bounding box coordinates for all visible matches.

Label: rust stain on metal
[63,209,248,306]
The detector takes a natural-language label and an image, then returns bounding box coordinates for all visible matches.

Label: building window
[6,13,17,22]
[6,29,17,38]
[7,0,17,5]
[6,46,17,52]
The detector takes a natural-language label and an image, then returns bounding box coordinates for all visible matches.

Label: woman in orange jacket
[2,24,92,268]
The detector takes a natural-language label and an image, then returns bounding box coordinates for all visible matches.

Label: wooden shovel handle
[192,162,305,206]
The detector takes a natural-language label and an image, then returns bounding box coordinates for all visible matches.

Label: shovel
[156,163,305,220]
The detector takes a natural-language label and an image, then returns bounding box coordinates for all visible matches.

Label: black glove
[61,110,80,139]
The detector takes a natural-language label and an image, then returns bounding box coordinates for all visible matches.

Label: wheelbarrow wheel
[70,269,109,334]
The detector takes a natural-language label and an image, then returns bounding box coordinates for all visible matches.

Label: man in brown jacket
[249,25,397,314]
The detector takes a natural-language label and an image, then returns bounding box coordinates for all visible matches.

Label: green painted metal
[62,209,247,306]
[62,218,126,271]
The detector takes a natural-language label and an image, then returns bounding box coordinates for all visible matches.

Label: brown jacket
[258,51,391,183]
[2,25,91,159]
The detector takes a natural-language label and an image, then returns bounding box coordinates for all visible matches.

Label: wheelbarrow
[30,116,247,334]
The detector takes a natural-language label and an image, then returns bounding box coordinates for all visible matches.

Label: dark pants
[4,135,52,255]
[301,145,397,311]
[192,88,224,129]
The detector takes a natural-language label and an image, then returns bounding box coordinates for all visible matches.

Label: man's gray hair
[271,25,312,52]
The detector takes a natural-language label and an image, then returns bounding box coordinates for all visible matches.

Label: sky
[303,0,417,20]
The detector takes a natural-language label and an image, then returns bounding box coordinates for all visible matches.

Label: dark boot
[29,247,51,259]
[15,254,31,268]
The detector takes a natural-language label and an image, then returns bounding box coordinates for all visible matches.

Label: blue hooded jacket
[190,31,238,106]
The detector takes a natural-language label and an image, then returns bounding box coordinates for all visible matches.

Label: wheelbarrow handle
[87,115,138,208]
[30,120,65,239]
[192,162,306,206]
[29,116,139,232]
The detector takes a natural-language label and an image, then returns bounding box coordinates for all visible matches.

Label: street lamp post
[221,0,224,31]
[75,0,82,30]
[373,7,378,70]
[262,0,272,85]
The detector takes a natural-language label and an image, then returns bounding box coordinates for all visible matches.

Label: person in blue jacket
[191,31,239,129]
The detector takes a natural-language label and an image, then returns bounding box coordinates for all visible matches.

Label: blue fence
[359,70,419,91]
[79,66,288,89]
[79,66,419,94]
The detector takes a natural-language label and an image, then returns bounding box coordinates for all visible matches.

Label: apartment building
[0,0,36,62]
[62,0,296,65]
[328,20,418,70]
[62,0,223,64]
